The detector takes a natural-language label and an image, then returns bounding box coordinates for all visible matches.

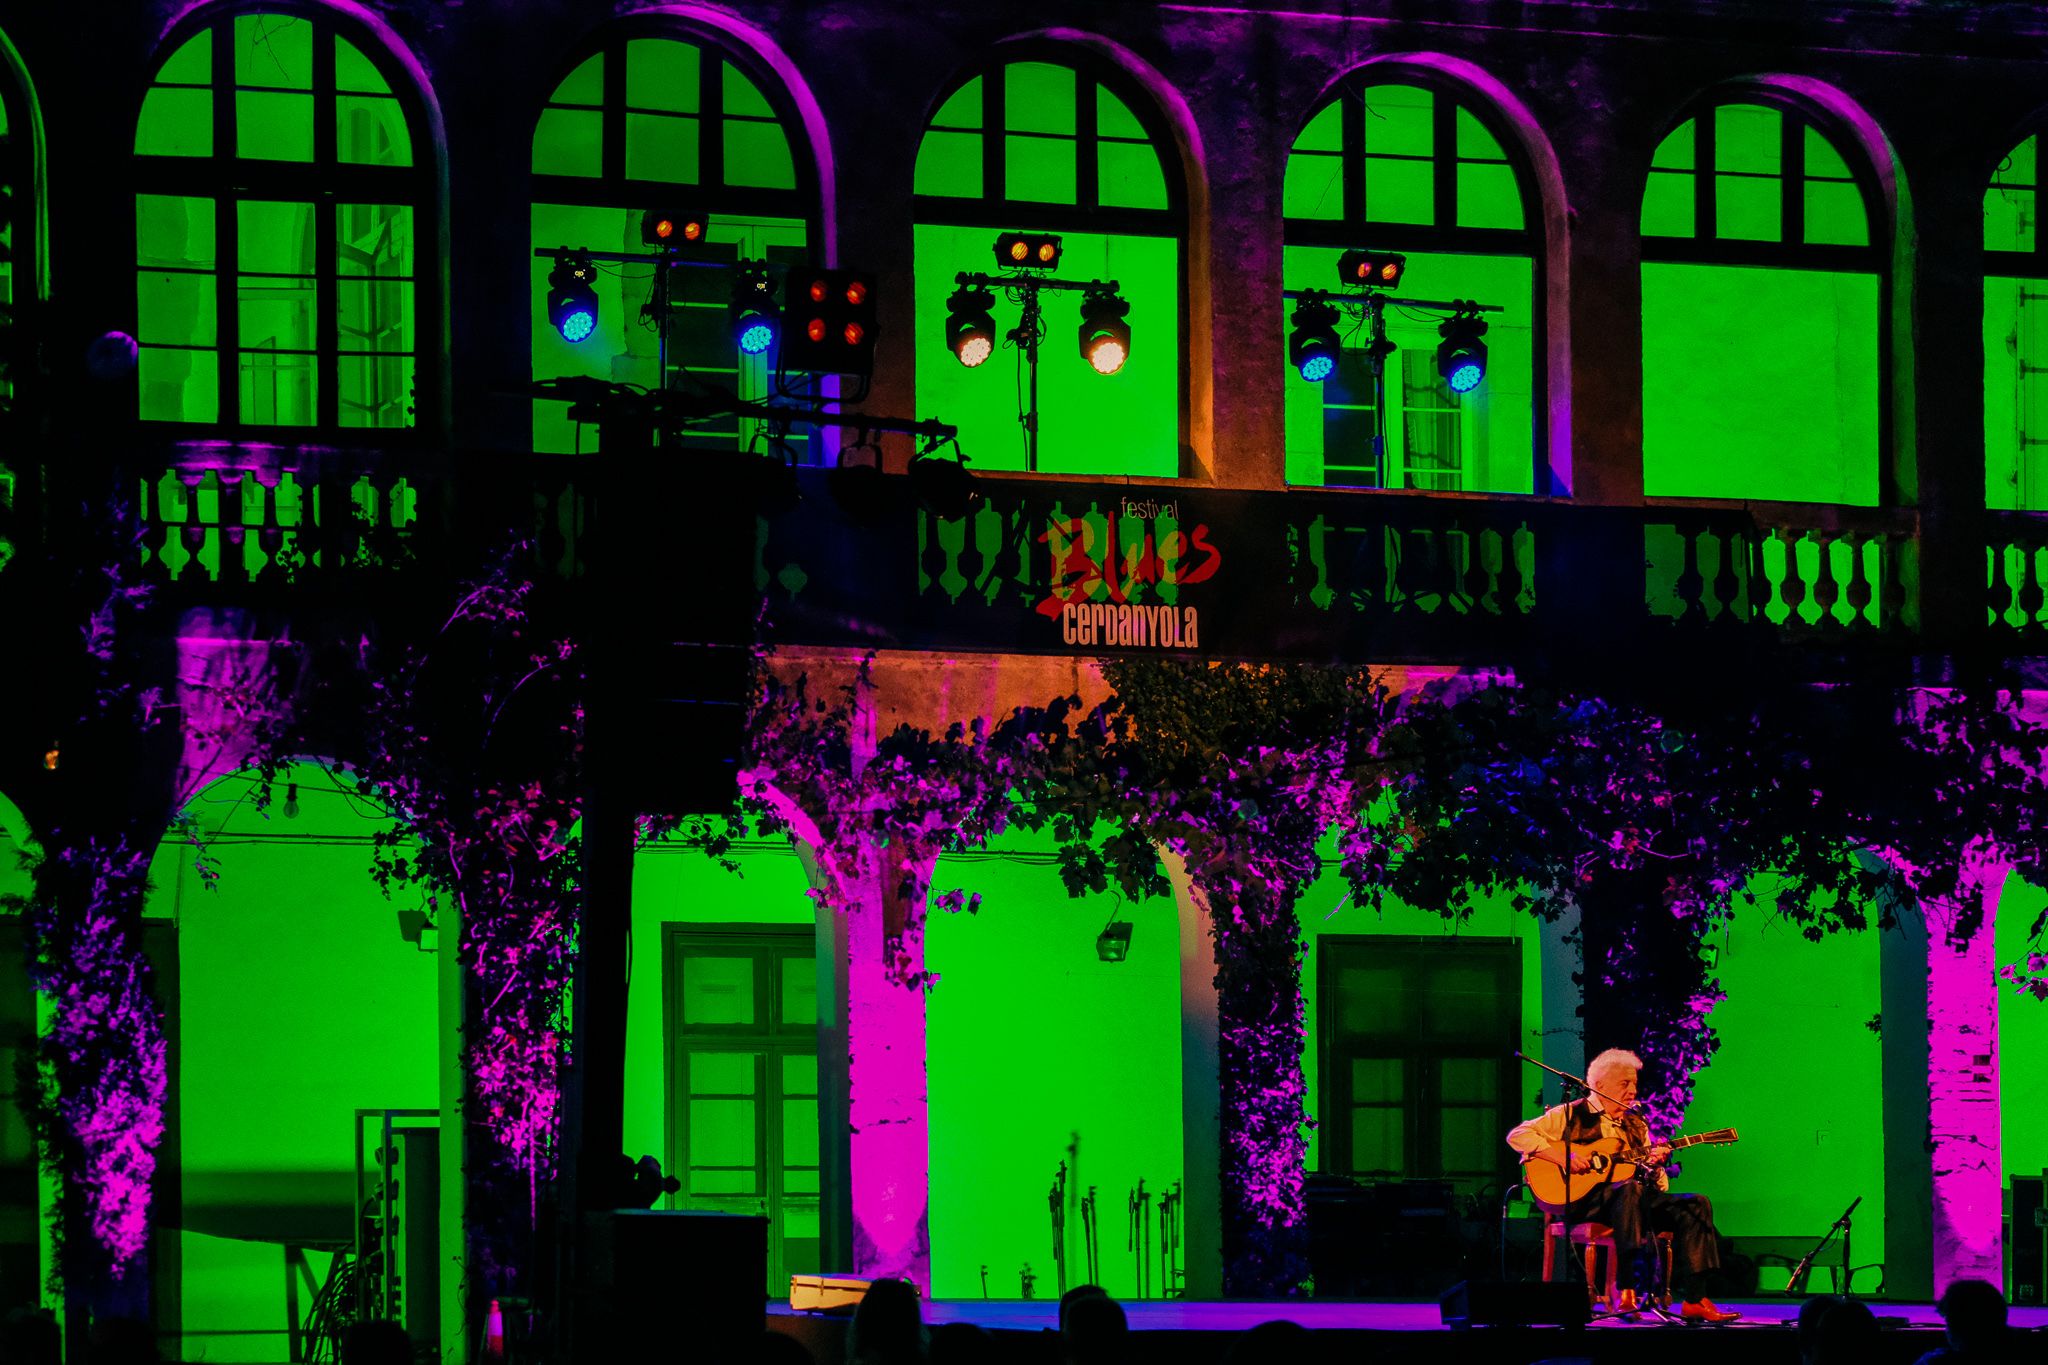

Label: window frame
[913,47,1190,476]
[526,18,822,457]
[1638,93,1886,272]
[527,16,820,226]
[0,31,38,425]
[1281,72,1545,494]
[131,5,439,437]
[1314,933,1523,1190]
[1637,90,1895,506]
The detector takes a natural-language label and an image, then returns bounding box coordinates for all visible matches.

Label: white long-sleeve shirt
[1506,1099,1671,1191]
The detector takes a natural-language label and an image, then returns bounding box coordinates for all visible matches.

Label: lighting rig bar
[957,270,1123,296]
[1280,290,1504,314]
[529,374,957,447]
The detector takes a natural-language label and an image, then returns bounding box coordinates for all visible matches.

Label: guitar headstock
[1686,1127,1739,1147]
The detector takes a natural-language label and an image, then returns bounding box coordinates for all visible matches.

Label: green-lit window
[1282,82,1538,494]
[530,33,815,457]
[0,41,28,577]
[1641,101,1881,505]
[133,13,427,430]
[912,59,1182,476]
[1985,135,2048,511]
[1,36,32,428]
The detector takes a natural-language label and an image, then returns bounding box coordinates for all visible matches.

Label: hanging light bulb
[282,781,300,819]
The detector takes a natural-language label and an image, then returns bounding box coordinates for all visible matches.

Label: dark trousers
[1563,1181,1722,1297]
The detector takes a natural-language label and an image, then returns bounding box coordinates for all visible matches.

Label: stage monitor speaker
[1439,1279,1588,1330]
[581,1210,768,1357]
[2013,1174,2046,1305]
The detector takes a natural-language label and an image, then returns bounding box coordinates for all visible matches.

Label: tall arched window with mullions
[1985,134,2048,510]
[133,10,434,430]
[913,56,1183,477]
[1,26,37,432]
[1281,78,1539,493]
[1640,98,1883,504]
[529,26,817,456]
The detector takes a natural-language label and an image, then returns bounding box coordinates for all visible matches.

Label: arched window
[1985,135,2048,509]
[0,27,34,430]
[912,57,1183,477]
[529,26,817,456]
[1282,78,1538,493]
[1641,99,1882,504]
[133,10,431,431]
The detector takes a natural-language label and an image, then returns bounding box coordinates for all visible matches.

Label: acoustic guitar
[1523,1127,1739,1210]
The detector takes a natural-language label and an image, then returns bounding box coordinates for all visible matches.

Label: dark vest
[1563,1098,1649,1150]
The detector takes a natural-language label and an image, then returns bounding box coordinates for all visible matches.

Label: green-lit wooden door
[665,927,819,1295]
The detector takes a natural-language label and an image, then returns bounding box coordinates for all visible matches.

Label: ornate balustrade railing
[1643,503,1916,641]
[128,449,592,598]
[1987,509,2048,638]
[103,451,1949,663]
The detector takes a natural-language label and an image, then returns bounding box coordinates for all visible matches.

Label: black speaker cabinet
[2013,1174,2047,1305]
[580,1210,769,1357]
[1440,1279,1589,1329]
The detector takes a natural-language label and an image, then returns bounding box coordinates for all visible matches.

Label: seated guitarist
[1506,1048,1740,1323]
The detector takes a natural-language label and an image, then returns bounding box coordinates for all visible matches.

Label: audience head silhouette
[1935,1278,2009,1354]
[1061,1293,1128,1365]
[751,1328,818,1365]
[1809,1297,1879,1365]
[1219,1319,1314,1365]
[928,1322,993,1365]
[847,1278,926,1365]
[1057,1285,1110,1337]
[1796,1294,1847,1363]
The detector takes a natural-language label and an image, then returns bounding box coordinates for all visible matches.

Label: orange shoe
[1612,1288,1640,1316]
[1680,1298,1741,1323]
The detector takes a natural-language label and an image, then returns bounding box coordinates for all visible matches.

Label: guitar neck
[1662,1128,1738,1154]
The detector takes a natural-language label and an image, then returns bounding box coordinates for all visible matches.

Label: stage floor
[767,1295,2048,1364]
[771,1296,2048,1332]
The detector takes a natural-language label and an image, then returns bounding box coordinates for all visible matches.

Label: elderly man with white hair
[1506,1047,1739,1323]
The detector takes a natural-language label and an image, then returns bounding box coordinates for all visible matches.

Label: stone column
[1165,850,1223,1298]
[1925,854,2005,1289]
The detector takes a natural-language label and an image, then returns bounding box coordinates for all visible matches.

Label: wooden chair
[1542,1223,1677,1309]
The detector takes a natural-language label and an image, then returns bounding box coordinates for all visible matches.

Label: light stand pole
[953,270,1120,472]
